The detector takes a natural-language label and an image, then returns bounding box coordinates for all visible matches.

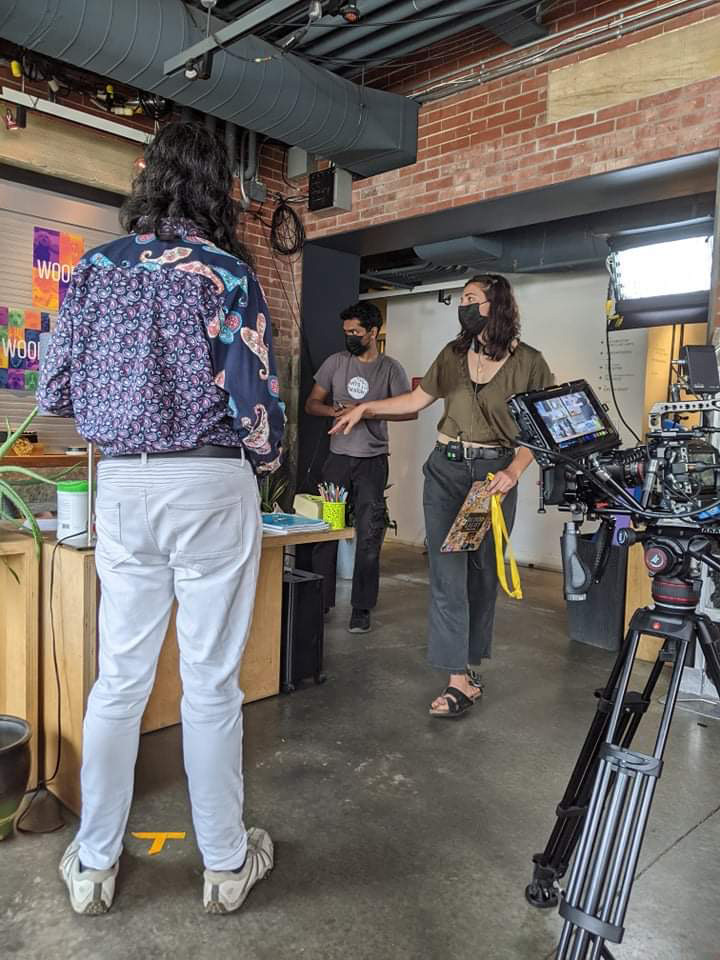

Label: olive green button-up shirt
[420,341,554,446]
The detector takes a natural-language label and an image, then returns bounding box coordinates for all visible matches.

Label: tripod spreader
[527,527,720,958]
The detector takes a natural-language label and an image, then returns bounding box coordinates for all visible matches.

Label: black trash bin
[565,533,628,652]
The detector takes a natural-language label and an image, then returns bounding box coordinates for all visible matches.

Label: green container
[322,501,346,531]
[56,480,88,493]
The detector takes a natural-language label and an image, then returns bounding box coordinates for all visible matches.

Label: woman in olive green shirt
[332,274,554,718]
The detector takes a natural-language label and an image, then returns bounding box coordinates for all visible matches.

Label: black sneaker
[348,609,371,633]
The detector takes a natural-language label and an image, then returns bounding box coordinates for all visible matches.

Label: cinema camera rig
[507,345,720,960]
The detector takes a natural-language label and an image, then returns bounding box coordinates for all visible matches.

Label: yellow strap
[487,473,523,600]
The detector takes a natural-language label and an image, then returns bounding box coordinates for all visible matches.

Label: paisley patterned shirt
[37,218,284,473]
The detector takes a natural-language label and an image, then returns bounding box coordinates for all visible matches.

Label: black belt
[107,444,245,461]
[436,442,513,461]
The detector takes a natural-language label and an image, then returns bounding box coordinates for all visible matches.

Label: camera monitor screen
[514,379,620,459]
[535,390,607,449]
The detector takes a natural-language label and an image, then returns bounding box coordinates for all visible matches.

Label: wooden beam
[0,104,139,194]
[548,17,720,122]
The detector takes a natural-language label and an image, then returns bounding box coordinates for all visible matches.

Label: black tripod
[525,529,720,959]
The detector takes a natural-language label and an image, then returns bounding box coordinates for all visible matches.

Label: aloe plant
[0,406,60,557]
[258,472,289,514]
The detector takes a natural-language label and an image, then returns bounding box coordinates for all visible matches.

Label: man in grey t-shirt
[305,301,413,633]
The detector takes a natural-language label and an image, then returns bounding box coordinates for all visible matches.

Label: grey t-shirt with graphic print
[315,351,411,457]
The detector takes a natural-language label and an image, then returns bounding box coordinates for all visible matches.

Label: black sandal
[429,686,475,719]
[466,668,484,699]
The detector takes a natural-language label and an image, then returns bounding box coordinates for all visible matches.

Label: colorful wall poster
[32,227,84,310]
[0,306,51,391]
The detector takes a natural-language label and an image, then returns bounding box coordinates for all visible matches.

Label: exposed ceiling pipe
[224,120,239,175]
[245,130,259,180]
[304,0,536,57]
[338,5,537,79]
[0,0,418,178]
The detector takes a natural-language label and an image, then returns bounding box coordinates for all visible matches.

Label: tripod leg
[555,638,689,960]
[526,627,661,909]
[619,656,664,750]
[695,616,720,699]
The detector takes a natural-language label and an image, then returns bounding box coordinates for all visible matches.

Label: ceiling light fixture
[2,87,152,144]
[340,2,361,23]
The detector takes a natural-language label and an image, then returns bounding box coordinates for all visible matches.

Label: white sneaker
[59,841,119,915]
[203,827,274,915]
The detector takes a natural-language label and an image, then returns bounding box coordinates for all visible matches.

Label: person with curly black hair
[306,301,414,634]
[120,120,254,265]
[332,275,554,717]
[39,121,281,916]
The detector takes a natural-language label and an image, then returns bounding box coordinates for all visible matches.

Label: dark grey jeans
[312,452,388,612]
[422,446,518,672]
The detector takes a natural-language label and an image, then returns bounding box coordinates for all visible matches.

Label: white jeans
[75,457,262,872]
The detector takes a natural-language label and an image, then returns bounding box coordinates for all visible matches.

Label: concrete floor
[2,543,719,960]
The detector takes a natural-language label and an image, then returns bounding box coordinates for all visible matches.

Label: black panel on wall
[297,242,360,492]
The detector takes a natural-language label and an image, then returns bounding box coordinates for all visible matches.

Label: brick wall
[295,2,720,243]
[234,145,303,470]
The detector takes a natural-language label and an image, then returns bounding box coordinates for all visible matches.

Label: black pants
[422,446,517,671]
[312,452,388,612]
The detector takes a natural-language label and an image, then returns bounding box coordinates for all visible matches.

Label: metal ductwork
[415,236,503,266]
[0,0,419,178]
[360,196,716,292]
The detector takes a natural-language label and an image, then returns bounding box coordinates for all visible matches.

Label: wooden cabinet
[0,528,40,788]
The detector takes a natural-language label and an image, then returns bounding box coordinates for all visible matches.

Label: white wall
[0,178,121,449]
[383,270,649,569]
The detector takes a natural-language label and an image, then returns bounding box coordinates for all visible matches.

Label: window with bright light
[612,235,714,300]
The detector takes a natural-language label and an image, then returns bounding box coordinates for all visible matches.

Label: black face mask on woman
[458,303,490,336]
[458,303,490,352]
[345,334,369,356]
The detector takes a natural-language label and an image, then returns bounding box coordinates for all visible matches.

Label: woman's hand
[486,468,519,495]
[329,404,367,435]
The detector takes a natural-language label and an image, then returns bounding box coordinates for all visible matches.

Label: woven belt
[107,444,245,461]
[436,442,513,461]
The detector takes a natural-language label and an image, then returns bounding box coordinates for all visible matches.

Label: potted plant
[0,715,32,840]
[0,407,62,559]
[257,472,289,514]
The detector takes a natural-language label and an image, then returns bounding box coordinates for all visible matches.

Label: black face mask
[345,334,369,356]
[458,303,490,335]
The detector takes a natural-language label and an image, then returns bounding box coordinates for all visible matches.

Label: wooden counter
[39,527,352,814]
[0,454,94,469]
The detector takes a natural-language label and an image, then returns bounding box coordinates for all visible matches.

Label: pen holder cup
[322,502,346,531]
